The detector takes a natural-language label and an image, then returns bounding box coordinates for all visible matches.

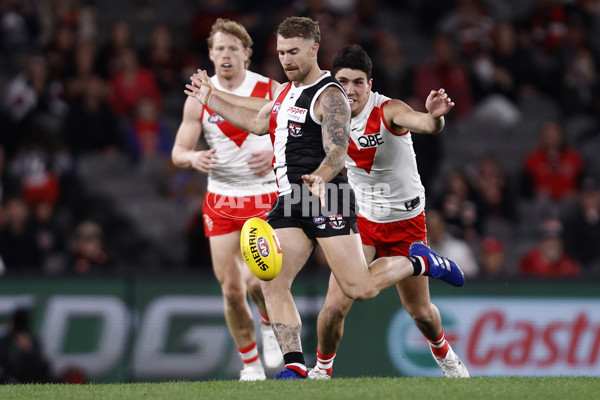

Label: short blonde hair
[207,18,253,68]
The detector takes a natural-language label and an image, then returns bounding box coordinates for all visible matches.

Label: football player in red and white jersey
[308,44,470,379]
[172,19,282,381]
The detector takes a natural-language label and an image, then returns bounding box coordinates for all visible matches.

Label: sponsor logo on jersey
[316,224,326,229]
[357,133,384,148]
[272,102,281,113]
[256,236,270,257]
[404,197,420,211]
[313,216,326,224]
[288,122,302,137]
[208,113,225,124]
[287,106,308,123]
[328,214,346,229]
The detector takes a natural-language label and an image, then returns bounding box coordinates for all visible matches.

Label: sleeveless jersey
[346,91,425,223]
[201,70,277,196]
[269,72,346,196]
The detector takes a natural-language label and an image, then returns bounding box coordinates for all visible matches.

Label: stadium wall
[0,278,598,381]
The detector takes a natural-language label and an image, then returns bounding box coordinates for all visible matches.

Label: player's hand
[302,174,326,207]
[248,150,274,177]
[425,88,454,118]
[190,149,218,173]
[185,69,214,105]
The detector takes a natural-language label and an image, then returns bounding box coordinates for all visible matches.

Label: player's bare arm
[186,70,272,135]
[172,96,218,173]
[384,88,454,135]
[302,86,351,200]
[307,86,351,179]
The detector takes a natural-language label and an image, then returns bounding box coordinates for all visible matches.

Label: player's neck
[293,65,323,87]
[216,70,246,92]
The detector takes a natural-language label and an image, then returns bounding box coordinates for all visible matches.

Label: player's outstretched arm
[185,69,272,135]
[384,88,455,135]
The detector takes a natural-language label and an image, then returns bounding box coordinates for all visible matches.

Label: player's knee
[339,282,378,301]
[405,303,435,324]
[221,284,246,307]
[321,302,349,324]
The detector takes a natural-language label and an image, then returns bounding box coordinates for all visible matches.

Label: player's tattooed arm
[313,86,351,181]
[271,323,303,354]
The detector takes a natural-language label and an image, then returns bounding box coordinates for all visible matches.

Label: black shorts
[267,182,358,239]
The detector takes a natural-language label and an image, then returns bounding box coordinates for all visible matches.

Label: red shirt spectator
[109,48,163,118]
[519,218,581,277]
[522,120,583,201]
[413,34,474,119]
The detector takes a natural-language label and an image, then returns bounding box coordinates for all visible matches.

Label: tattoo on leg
[271,323,302,354]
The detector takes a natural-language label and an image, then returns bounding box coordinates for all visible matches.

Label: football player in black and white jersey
[185,17,465,380]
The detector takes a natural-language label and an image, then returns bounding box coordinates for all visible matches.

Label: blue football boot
[409,242,465,287]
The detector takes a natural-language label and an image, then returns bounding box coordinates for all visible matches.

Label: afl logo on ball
[257,237,270,257]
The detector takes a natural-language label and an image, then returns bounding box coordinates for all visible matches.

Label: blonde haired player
[172,19,282,381]
[308,44,469,379]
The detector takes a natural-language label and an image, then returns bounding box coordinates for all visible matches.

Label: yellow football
[240,217,283,281]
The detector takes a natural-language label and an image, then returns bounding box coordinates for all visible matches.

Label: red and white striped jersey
[201,70,277,196]
[346,91,425,223]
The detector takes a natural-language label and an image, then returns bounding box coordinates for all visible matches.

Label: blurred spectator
[0,196,42,272]
[521,119,584,202]
[412,33,474,119]
[0,308,50,384]
[97,19,132,78]
[189,0,239,56]
[62,75,124,156]
[108,47,163,119]
[31,200,66,272]
[63,38,101,100]
[2,55,67,125]
[437,0,495,58]
[519,217,581,277]
[125,97,172,161]
[561,47,599,116]
[43,21,76,80]
[562,175,600,273]
[488,23,536,102]
[478,237,506,278]
[426,209,479,277]
[434,169,487,244]
[67,220,114,275]
[469,153,516,221]
[141,24,195,93]
[14,149,60,207]
[0,0,41,73]
[371,33,410,101]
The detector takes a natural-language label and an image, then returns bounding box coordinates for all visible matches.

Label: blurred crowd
[1,0,600,279]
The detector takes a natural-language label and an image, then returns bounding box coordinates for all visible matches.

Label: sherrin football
[240,217,283,281]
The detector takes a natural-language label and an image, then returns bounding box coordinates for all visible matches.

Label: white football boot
[432,345,470,378]
[261,325,284,368]
[239,365,266,381]
[307,367,331,380]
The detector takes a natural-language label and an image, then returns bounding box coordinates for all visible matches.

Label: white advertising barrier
[387,297,600,377]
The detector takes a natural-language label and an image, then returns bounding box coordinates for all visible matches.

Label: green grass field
[0,377,598,400]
